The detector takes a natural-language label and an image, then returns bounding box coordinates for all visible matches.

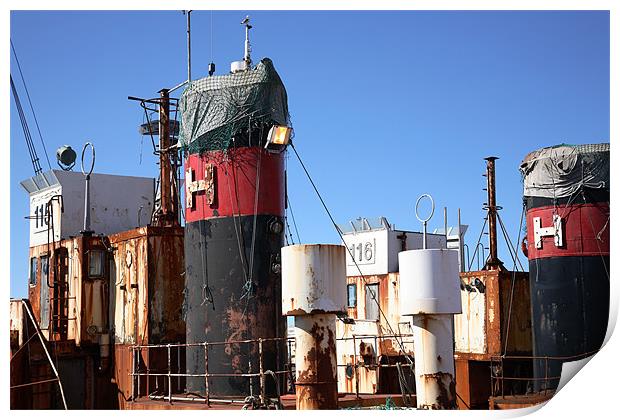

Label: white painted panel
[29,185,62,247]
[26,170,154,247]
[343,229,388,276]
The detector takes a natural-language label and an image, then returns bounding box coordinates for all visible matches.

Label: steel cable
[11,40,51,170]
[290,143,414,365]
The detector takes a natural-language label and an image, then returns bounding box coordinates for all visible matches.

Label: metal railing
[336,333,415,399]
[490,351,599,398]
[129,331,418,406]
[130,337,295,407]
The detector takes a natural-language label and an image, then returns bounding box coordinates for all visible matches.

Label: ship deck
[127,393,411,410]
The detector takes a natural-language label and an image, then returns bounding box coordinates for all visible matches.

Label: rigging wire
[286,195,301,244]
[10,75,43,176]
[497,213,525,272]
[284,211,295,245]
[226,143,250,286]
[501,204,526,356]
[210,10,214,63]
[11,40,52,170]
[467,215,488,271]
[582,190,610,281]
[243,124,262,303]
[290,143,414,364]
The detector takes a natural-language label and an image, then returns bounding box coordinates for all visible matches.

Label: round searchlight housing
[56,145,77,170]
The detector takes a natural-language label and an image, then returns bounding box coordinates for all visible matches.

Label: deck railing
[129,332,417,406]
[130,337,295,407]
[490,351,599,398]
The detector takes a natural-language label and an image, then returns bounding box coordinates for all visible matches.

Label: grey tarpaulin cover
[519,143,609,199]
[178,58,289,154]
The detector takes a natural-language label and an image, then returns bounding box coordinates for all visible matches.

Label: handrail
[490,351,599,398]
[129,333,417,406]
[10,299,68,409]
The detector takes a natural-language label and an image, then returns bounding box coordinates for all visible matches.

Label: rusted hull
[294,314,338,410]
[184,216,285,396]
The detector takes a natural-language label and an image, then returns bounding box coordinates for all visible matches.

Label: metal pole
[259,338,266,406]
[544,357,548,395]
[415,194,435,251]
[501,358,505,398]
[80,142,95,235]
[444,207,448,249]
[287,338,293,392]
[186,10,192,84]
[248,359,253,397]
[137,348,141,400]
[157,89,176,226]
[131,347,135,401]
[458,208,464,271]
[83,175,91,231]
[353,334,359,399]
[204,343,210,405]
[167,344,172,404]
[484,157,502,268]
[242,17,252,69]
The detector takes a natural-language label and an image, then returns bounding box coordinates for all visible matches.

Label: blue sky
[10,10,610,297]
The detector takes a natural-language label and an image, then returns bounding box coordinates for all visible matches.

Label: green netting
[178,58,289,154]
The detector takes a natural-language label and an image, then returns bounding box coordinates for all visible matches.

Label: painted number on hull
[34,203,49,230]
[347,239,376,266]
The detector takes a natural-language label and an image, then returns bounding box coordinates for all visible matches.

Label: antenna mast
[242,16,252,69]
[186,10,192,83]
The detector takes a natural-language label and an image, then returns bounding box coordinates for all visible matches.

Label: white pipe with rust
[281,244,346,410]
[399,249,462,409]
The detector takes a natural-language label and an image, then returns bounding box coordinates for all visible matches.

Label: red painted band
[185,147,285,223]
[526,203,609,260]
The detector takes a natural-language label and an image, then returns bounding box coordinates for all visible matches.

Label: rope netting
[178,58,290,154]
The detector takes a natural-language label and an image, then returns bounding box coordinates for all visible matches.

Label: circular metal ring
[81,142,96,176]
[415,194,435,223]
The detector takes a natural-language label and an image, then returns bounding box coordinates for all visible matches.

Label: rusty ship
[9,15,610,411]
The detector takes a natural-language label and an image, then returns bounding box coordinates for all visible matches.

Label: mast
[484,156,502,269]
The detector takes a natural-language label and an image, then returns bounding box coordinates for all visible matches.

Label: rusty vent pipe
[484,157,502,269]
[281,244,346,410]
